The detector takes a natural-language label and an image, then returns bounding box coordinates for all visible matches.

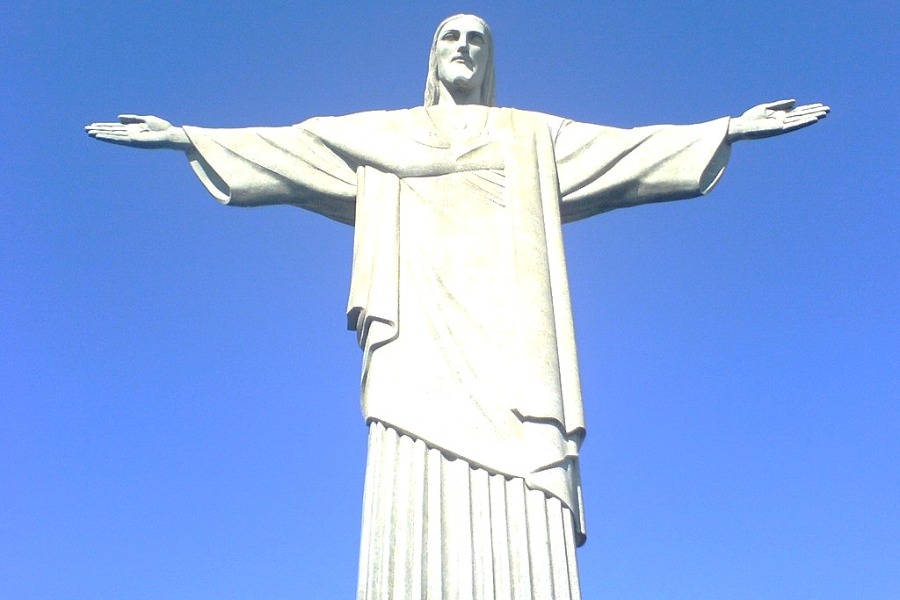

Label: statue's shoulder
[298,107,423,130]
[496,107,570,138]
[501,107,558,119]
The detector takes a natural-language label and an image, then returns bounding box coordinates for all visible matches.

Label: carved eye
[441,31,459,42]
[469,32,485,44]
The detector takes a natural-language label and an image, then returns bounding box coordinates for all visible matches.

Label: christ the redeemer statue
[86,14,828,600]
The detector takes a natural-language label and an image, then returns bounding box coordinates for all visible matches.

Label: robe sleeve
[182,122,359,225]
[552,117,731,223]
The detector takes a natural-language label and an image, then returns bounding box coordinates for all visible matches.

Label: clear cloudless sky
[2,2,898,599]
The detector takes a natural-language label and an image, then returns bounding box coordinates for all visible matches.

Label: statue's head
[424,14,496,107]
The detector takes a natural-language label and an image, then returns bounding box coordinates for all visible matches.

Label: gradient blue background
[3,2,898,598]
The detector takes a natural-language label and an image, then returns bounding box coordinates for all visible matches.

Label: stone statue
[86,14,828,600]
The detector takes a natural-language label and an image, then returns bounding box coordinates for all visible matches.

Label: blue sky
[3,2,898,598]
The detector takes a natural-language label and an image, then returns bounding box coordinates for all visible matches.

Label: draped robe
[182,105,731,598]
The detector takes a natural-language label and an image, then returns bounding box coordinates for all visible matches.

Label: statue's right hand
[85,114,189,149]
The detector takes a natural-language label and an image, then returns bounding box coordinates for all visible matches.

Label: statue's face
[435,16,489,96]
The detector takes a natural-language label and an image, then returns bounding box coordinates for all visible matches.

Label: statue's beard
[439,65,481,93]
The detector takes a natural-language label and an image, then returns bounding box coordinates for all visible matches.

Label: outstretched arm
[727,99,829,143]
[85,114,192,150]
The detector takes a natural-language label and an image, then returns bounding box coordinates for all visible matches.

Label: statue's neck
[437,81,483,106]
[425,104,491,136]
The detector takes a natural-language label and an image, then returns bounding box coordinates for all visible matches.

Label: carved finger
[784,110,823,120]
[789,104,829,117]
[91,132,133,143]
[764,99,796,111]
[85,122,121,131]
[784,112,825,123]
[786,111,828,125]
[782,116,820,131]
[86,125,129,135]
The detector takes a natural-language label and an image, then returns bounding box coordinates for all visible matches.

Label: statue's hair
[424,14,496,107]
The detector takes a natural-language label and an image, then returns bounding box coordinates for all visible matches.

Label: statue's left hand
[727,99,829,142]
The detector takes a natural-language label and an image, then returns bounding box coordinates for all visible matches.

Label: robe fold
[182,106,730,597]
